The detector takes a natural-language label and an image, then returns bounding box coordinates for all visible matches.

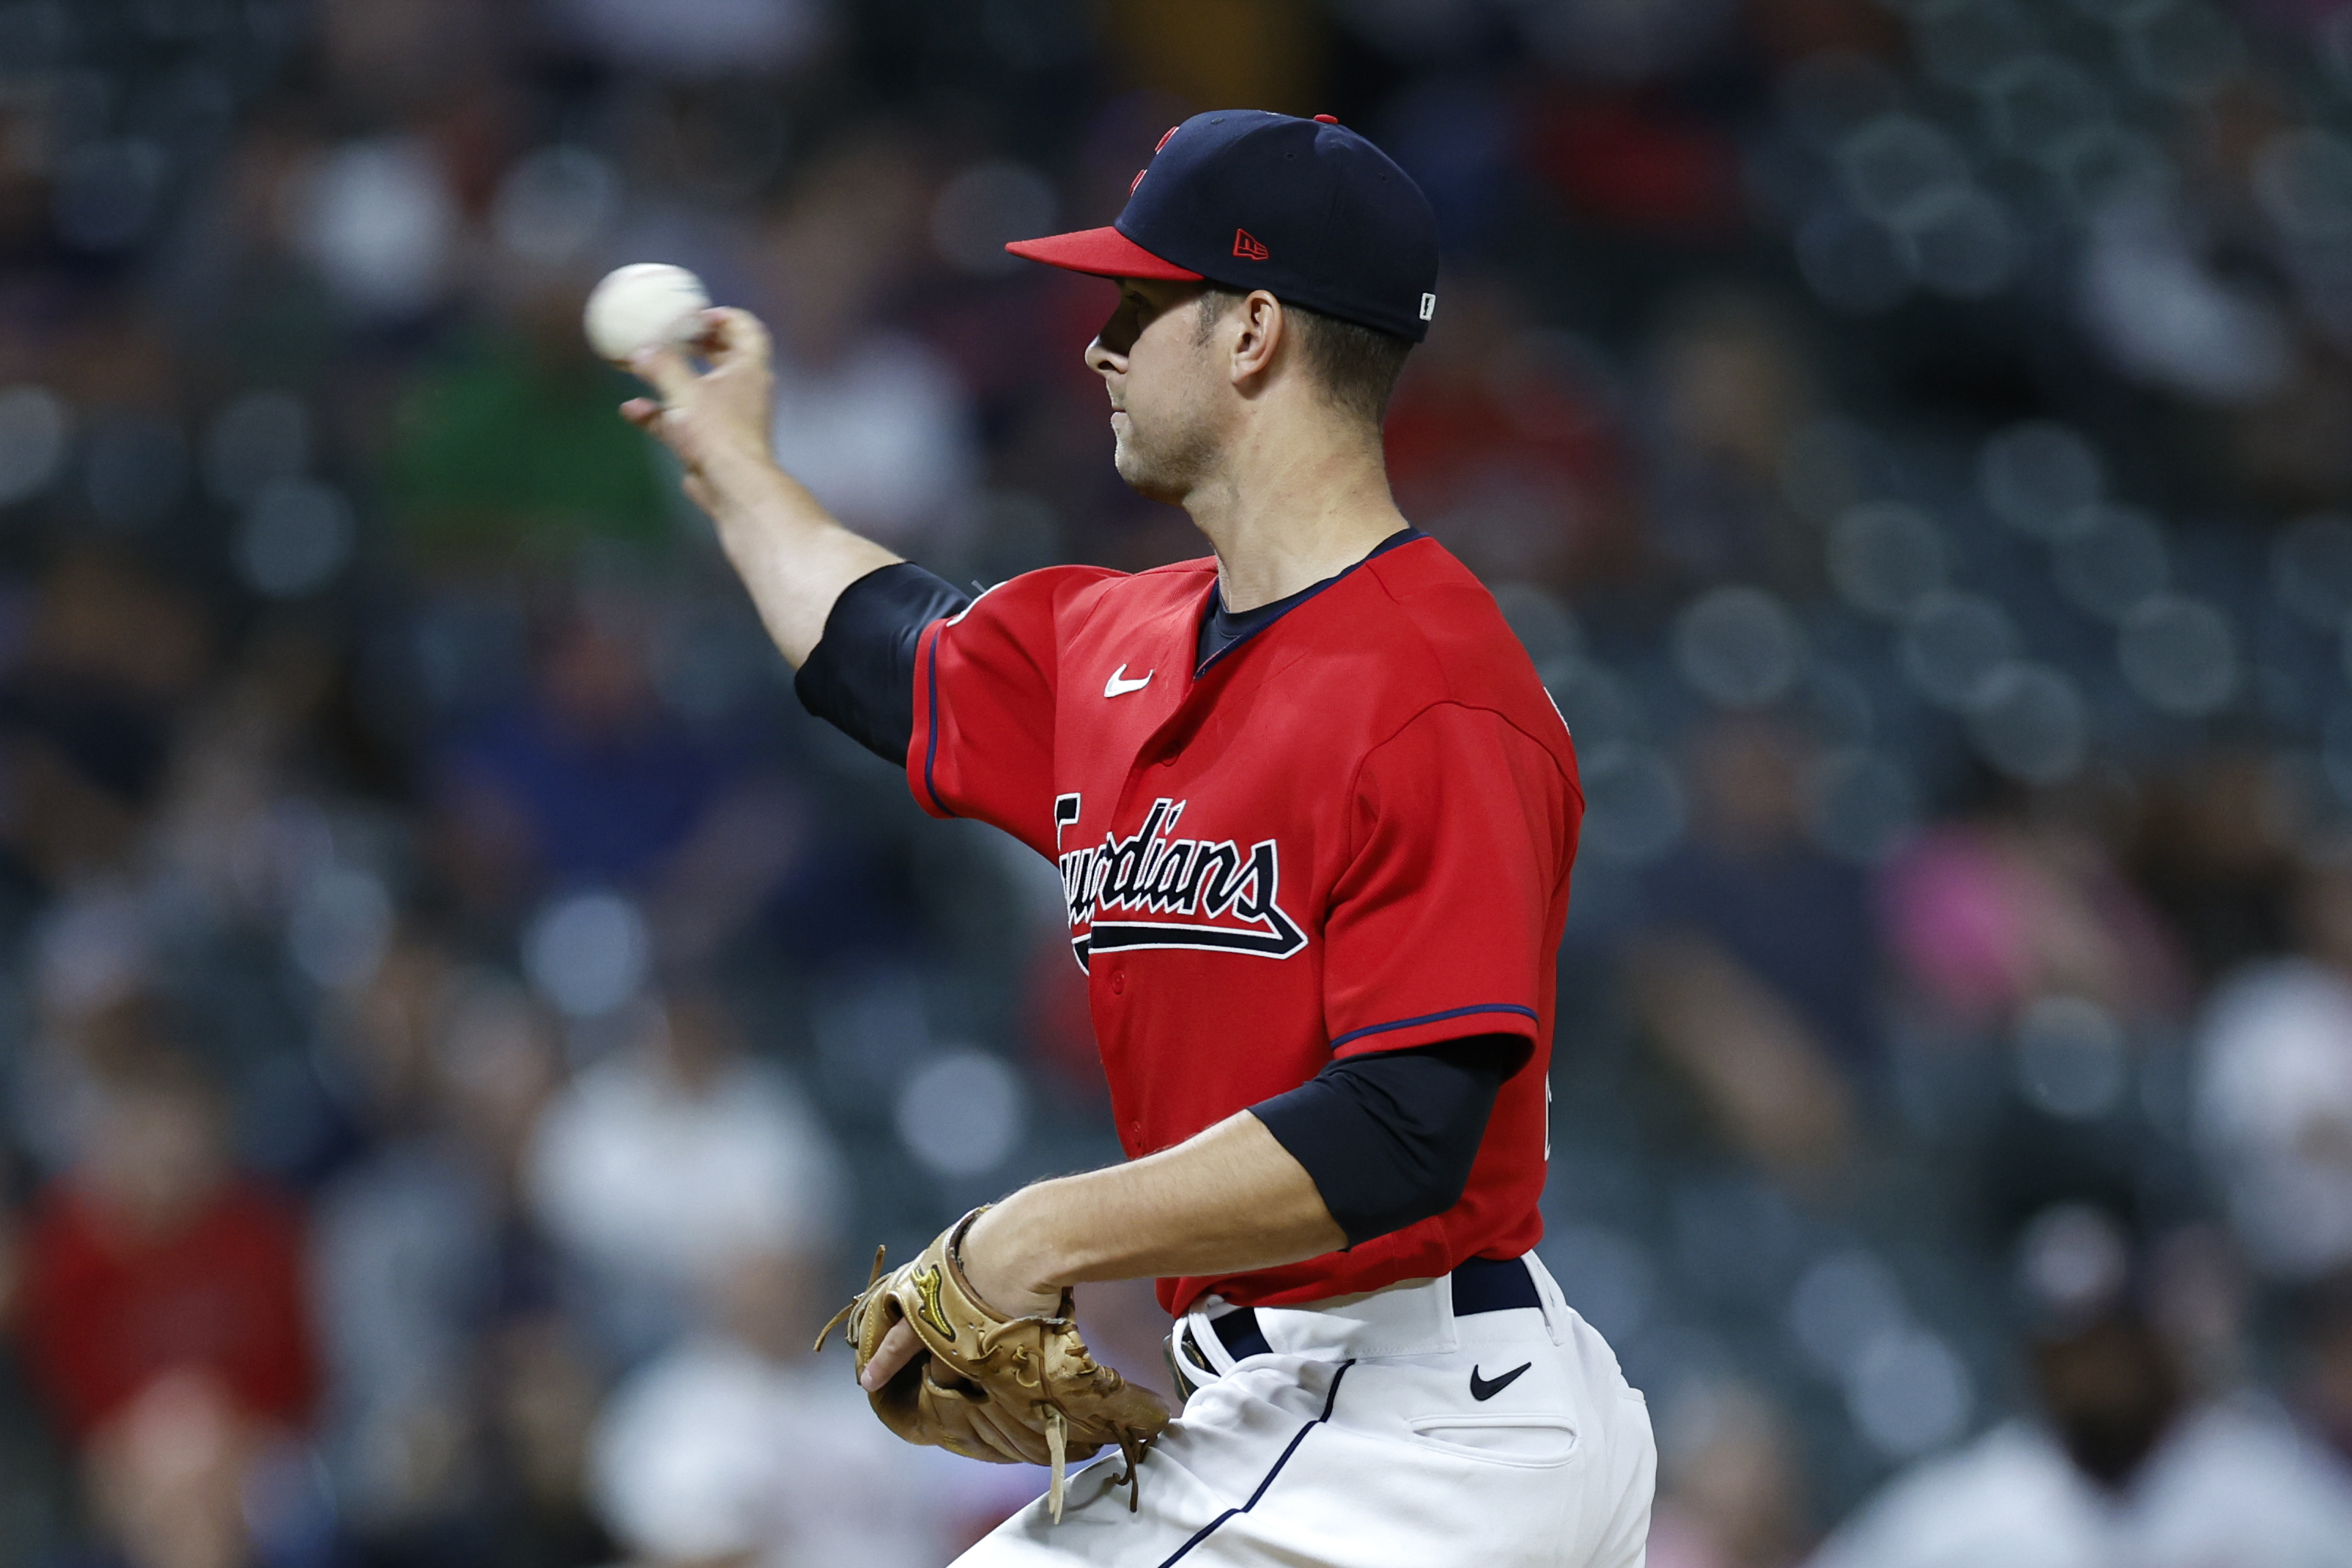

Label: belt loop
[1165,1325,1194,1403]
[1184,1301,1245,1377]
[1523,1253,1567,1345]
[1167,1320,1223,1402]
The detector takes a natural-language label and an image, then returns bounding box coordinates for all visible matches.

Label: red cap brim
[1003,226,1203,281]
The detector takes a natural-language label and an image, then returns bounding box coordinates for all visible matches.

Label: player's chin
[1111,442,1182,504]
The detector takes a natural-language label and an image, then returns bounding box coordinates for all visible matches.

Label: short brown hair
[1197,288,1414,426]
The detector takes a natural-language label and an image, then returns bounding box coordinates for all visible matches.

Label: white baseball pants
[953,1254,1655,1567]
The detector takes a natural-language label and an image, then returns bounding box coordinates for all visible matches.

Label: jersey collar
[1193,527,1426,677]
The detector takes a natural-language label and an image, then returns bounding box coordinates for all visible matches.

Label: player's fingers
[627,342,700,403]
[861,1322,923,1391]
[619,397,663,429]
[698,306,772,372]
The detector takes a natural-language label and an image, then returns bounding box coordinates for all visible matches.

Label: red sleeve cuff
[1329,1003,1538,1059]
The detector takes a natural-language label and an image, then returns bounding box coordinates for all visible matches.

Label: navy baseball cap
[1006,111,1441,343]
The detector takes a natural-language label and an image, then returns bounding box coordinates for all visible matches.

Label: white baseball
[583,262,711,364]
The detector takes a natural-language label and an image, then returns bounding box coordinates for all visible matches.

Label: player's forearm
[621,319,901,669]
[964,1112,1346,1305]
[697,445,901,667]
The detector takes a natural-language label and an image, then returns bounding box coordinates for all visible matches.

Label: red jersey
[908,535,1582,1314]
[16,1176,318,1439]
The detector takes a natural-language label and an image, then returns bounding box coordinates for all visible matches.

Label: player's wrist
[696,437,791,514]
[959,1197,1068,1317]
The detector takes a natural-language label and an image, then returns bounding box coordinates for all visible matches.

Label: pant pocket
[1405,1414,1580,1468]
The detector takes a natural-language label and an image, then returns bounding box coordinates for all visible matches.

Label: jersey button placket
[1114,670,1209,821]
[1110,970,1125,995]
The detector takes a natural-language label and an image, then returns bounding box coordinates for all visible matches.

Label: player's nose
[1086,334,1125,380]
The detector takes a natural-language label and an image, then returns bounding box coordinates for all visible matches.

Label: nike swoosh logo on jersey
[1103,665,1153,698]
[1469,1362,1532,1402]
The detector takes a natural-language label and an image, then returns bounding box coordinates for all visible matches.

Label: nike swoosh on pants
[1468,1361,1532,1401]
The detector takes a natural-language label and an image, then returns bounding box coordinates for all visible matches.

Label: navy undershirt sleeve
[1249,1034,1520,1249]
[794,563,972,765]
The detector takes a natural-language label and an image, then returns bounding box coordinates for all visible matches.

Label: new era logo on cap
[1233,229,1270,262]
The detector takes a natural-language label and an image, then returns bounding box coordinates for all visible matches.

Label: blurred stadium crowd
[11,0,2352,1565]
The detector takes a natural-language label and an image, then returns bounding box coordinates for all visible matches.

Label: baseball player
[621,111,1655,1567]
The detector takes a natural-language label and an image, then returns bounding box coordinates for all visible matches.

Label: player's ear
[1228,290,1284,388]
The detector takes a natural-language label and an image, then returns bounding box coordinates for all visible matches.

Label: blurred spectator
[589,1247,961,1567]
[309,943,498,1549]
[1811,1205,2352,1568]
[2293,1273,2352,1468]
[2128,750,2302,985]
[1646,1380,1808,1568]
[1808,1309,2352,1568]
[2196,843,2352,1279]
[313,966,597,1564]
[313,1128,496,1550]
[1879,799,2187,1035]
[16,1013,314,1443]
[1623,715,1865,1175]
[768,327,977,555]
[84,1369,321,1568]
[390,310,667,552]
[428,596,750,918]
[525,992,843,1358]
[477,1311,619,1568]
[151,624,360,911]
[756,131,980,556]
[13,1014,322,1568]
[0,550,212,896]
[1643,290,1822,591]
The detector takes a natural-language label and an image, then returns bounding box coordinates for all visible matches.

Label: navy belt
[1210,1254,1541,1363]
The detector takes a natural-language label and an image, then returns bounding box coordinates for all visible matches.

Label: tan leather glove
[816,1208,1171,1520]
